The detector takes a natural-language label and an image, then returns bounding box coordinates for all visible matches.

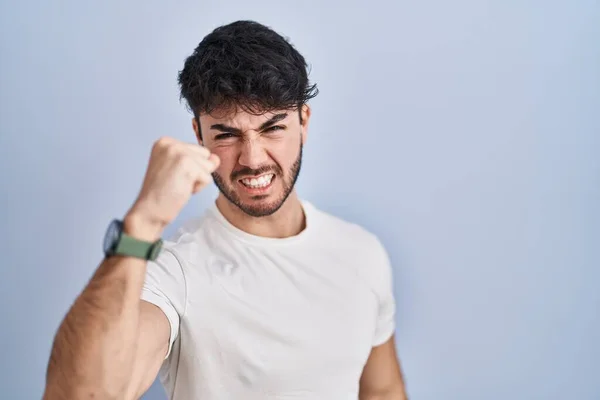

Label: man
[43,20,408,400]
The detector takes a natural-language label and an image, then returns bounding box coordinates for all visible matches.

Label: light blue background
[1,1,598,399]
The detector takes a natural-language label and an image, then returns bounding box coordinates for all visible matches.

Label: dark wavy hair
[178,20,318,134]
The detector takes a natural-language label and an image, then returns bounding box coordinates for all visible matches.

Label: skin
[360,336,408,400]
[42,104,407,399]
[193,105,309,238]
[43,138,219,400]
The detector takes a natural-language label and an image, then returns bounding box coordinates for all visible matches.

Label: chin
[235,198,286,217]
[234,186,287,215]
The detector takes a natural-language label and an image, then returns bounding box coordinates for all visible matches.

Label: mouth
[238,173,276,193]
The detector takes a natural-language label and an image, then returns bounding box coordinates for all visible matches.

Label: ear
[300,104,311,145]
[192,116,203,145]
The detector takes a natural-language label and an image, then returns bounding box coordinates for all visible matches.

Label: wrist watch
[103,219,163,261]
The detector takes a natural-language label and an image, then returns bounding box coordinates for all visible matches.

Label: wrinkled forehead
[200,105,297,130]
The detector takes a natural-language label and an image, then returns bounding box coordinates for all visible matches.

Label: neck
[215,192,306,239]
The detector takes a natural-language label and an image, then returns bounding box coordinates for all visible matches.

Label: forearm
[44,215,161,399]
[44,255,147,399]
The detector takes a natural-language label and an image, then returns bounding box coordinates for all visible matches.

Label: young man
[43,20,408,400]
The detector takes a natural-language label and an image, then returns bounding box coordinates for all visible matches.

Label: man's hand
[42,137,220,400]
[126,137,220,241]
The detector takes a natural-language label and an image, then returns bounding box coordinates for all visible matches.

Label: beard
[212,144,303,217]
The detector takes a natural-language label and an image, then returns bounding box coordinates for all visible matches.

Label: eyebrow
[210,113,289,134]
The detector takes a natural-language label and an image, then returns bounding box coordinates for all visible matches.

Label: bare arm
[43,137,220,399]
[359,336,408,400]
[127,301,172,399]
[43,217,170,400]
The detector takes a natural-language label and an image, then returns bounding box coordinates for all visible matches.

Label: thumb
[209,153,221,169]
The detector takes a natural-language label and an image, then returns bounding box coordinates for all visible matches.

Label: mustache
[230,165,283,180]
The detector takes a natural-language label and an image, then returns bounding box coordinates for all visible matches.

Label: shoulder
[306,202,393,292]
[307,201,389,257]
[309,202,394,298]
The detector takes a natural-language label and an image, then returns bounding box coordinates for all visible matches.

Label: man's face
[196,106,310,217]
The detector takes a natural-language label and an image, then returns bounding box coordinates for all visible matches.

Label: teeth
[242,174,273,188]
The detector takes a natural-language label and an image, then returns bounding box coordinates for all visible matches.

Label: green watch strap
[114,233,163,261]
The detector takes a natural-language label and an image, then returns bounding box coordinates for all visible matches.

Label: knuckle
[155,136,171,149]
[167,143,185,159]
[174,152,191,168]
[154,137,178,157]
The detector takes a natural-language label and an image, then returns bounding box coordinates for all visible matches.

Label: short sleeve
[140,247,186,359]
[371,240,397,346]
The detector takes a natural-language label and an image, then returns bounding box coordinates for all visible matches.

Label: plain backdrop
[1,1,599,399]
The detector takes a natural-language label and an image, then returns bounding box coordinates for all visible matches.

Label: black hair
[178,20,318,136]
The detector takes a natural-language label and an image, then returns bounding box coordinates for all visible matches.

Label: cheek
[278,147,300,170]
[268,137,300,167]
[211,148,235,175]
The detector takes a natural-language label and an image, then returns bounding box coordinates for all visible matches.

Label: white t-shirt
[141,200,396,400]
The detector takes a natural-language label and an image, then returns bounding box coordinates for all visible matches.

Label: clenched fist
[124,137,220,241]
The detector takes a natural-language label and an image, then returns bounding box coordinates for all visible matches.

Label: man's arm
[43,137,221,399]
[359,335,408,400]
[43,217,171,400]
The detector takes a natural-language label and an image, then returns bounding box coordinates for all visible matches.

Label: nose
[238,137,269,169]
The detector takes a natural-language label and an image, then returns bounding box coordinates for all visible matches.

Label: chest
[181,246,378,391]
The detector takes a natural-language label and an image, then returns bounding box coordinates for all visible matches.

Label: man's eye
[264,125,284,133]
[215,133,236,140]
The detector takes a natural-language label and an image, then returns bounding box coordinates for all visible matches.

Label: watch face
[103,219,122,255]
